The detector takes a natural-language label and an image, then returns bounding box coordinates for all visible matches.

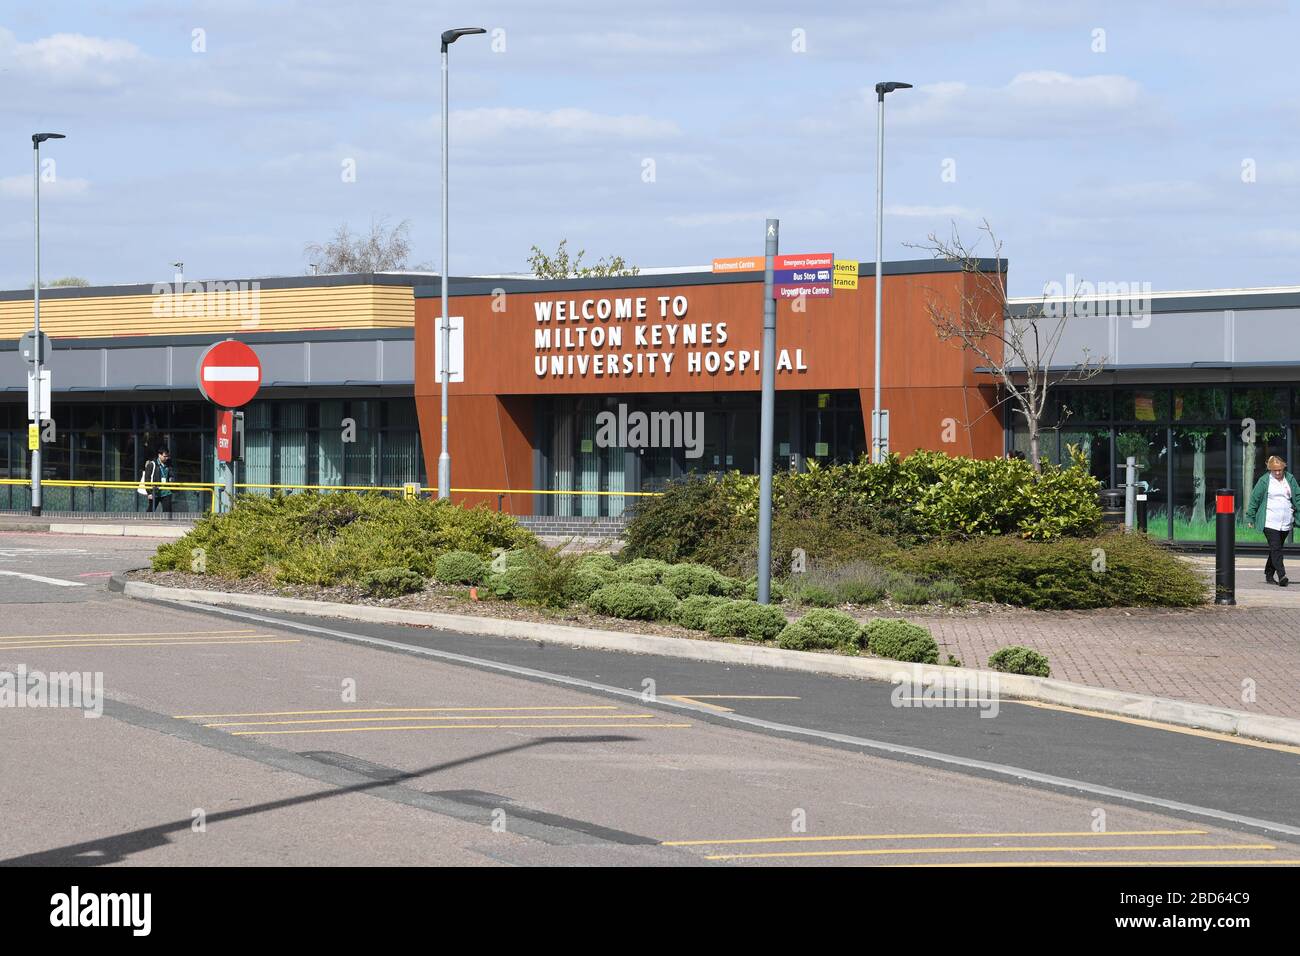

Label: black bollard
[1137,491,1148,533]
[1215,487,1235,606]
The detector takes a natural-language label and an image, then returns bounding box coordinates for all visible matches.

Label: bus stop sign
[197,339,261,408]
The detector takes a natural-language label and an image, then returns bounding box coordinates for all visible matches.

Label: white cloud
[0,27,141,88]
[665,210,769,228]
[449,107,682,143]
[0,175,91,200]
[887,71,1152,137]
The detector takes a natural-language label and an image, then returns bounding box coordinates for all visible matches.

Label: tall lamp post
[30,132,66,517]
[871,81,910,463]
[438,26,486,499]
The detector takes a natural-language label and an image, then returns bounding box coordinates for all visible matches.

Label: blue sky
[2,0,1297,295]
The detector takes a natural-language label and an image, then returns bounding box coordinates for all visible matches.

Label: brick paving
[908,595,1300,720]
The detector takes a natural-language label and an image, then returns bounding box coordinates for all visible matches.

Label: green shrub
[989,646,1051,677]
[571,566,617,601]
[744,577,786,602]
[793,582,838,607]
[487,566,531,600]
[586,582,678,621]
[620,450,1103,574]
[360,566,425,598]
[929,579,965,605]
[616,558,673,586]
[672,594,730,630]
[890,581,931,605]
[834,578,886,605]
[701,600,788,641]
[883,533,1206,609]
[434,550,488,585]
[575,552,618,573]
[863,619,939,663]
[661,562,744,599]
[776,609,860,651]
[151,492,532,584]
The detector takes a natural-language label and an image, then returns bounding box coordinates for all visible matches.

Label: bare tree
[305,219,424,274]
[909,220,1103,473]
[527,239,639,279]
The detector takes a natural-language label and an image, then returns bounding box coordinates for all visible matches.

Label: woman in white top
[1245,455,1300,586]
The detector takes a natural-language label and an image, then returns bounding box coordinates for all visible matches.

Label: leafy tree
[29,276,91,289]
[527,239,639,279]
[305,219,428,274]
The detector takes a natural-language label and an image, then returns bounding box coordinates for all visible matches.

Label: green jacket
[1244,471,1300,528]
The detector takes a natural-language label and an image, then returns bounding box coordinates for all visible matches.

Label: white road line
[0,570,87,588]
[157,597,1300,840]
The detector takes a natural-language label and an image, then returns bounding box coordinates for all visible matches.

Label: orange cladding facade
[414,262,1003,512]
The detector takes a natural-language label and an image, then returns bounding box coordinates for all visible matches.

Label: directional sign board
[711,255,764,274]
[773,252,834,299]
[833,259,859,290]
[197,339,262,408]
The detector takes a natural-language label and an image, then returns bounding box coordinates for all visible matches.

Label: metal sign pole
[30,139,42,516]
[756,218,779,605]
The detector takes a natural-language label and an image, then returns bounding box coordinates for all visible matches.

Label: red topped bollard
[1215,488,1236,606]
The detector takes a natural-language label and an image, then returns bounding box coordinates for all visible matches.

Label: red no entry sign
[197,339,262,408]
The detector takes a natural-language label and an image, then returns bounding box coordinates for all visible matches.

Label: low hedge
[988,645,1051,677]
[776,609,860,651]
[586,582,678,621]
[434,550,488,585]
[661,563,745,599]
[672,594,730,630]
[360,566,425,598]
[882,533,1206,609]
[863,619,939,663]
[701,600,788,641]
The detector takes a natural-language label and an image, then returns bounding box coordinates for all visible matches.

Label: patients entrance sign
[197,339,262,408]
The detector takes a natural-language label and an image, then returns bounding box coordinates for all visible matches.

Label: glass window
[1116,427,1169,533]
[1173,387,1227,422]
[1056,388,1110,424]
[1232,423,1287,544]
[1232,387,1286,423]
[1171,426,1227,541]
[1059,426,1111,483]
[1115,388,1169,423]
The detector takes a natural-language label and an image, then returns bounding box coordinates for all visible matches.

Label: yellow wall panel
[0,284,414,339]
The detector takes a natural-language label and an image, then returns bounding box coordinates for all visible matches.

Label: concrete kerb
[114,575,1300,748]
[49,522,192,538]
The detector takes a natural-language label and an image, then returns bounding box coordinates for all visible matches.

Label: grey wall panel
[382,339,415,381]
[1233,308,1300,364]
[1,350,29,391]
[256,341,309,386]
[106,346,169,388]
[170,345,207,388]
[309,340,378,382]
[50,347,104,389]
[1117,310,1224,365]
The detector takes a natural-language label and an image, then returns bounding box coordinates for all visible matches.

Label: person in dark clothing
[142,447,174,514]
[1245,455,1300,586]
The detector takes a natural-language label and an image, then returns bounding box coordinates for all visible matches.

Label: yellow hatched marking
[665,694,801,713]
[664,829,1207,847]
[705,843,1274,861]
[894,859,1300,868]
[175,705,619,719]
[230,721,692,736]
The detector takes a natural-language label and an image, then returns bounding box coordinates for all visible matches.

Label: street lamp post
[872,81,910,464]
[30,132,66,517]
[438,26,486,500]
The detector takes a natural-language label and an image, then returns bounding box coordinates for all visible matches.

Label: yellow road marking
[1008,699,1300,756]
[229,721,693,736]
[0,629,258,642]
[175,705,619,719]
[206,713,661,728]
[664,829,1208,847]
[893,859,1300,868]
[0,639,299,650]
[664,695,801,713]
[705,843,1274,861]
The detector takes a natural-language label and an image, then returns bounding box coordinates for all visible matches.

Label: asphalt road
[2,530,1299,867]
